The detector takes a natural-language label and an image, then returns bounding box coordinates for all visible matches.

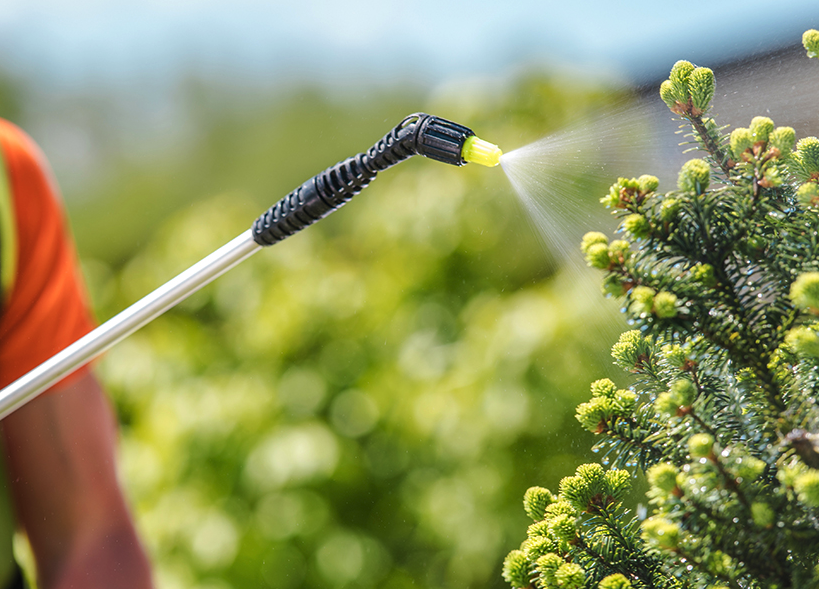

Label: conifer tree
[503,30,819,589]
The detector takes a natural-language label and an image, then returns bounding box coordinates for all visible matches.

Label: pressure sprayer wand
[0,113,501,420]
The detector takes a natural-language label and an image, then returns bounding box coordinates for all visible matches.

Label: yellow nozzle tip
[462,135,503,167]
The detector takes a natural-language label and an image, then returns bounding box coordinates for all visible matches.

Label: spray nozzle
[461,135,503,167]
[252,113,502,246]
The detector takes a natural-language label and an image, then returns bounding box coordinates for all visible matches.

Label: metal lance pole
[0,113,502,420]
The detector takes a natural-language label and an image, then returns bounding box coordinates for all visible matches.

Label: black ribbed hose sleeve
[251,113,474,246]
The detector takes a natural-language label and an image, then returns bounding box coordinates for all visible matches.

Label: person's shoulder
[0,118,44,165]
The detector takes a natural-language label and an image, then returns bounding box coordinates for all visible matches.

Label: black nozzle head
[401,113,475,166]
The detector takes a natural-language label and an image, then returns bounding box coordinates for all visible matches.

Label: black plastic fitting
[251,113,474,246]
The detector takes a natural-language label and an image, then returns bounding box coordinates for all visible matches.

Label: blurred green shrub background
[7,72,630,589]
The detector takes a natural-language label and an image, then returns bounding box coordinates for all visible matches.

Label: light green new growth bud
[631,285,655,315]
[599,574,632,589]
[749,116,775,144]
[524,487,555,521]
[559,475,592,512]
[576,463,606,485]
[527,520,551,538]
[790,272,819,312]
[536,553,564,587]
[797,183,819,207]
[502,550,530,589]
[576,397,615,432]
[614,390,637,413]
[523,536,557,560]
[734,455,766,482]
[600,185,621,208]
[689,433,715,459]
[654,392,679,417]
[670,378,696,406]
[678,159,711,194]
[668,60,695,104]
[661,343,687,368]
[688,67,715,114]
[550,513,577,543]
[585,243,610,269]
[554,563,585,589]
[611,330,649,371]
[659,80,677,111]
[581,231,608,254]
[794,470,819,508]
[770,126,796,155]
[622,214,649,239]
[690,263,716,287]
[730,128,753,160]
[785,326,819,357]
[608,240,631,265]
[544,501,577,519]
[659,197,681,222]
[795,137,819,177]
[647,463,679,494]
[638,174,660,194]
[641,517,680,549]
[604,469,632,501]
[804,29,819,58]
[751,502,775,528]
[653,291,678,318]
[590,378,618,398]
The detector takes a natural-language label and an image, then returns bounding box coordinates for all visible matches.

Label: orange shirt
[0,119,95,389]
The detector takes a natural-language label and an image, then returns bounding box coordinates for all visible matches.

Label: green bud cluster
[502,550,530,589]
[524,487,556,521]
[659,197,681,222]
[535,553,564,588]
[660,343,688,368]
[729,127,753,161]
[790,272,819,313]
[688,433,715,459]
[794,470,819,508]
[654,378,696,417]
[785,325,819,358]
[804,29,819,58]
[797,183,819,207]
[610,330,653,372]
[689,263,716,287]
[641,516,681,549]
[576,378,637,433]
[600,176,659,210]
[730,118,794,162]
[750,116,775,144]
[522,536,558,561]
[647,462,680,494]
[677,159,711,194]
[598,574,632,589]
[559,463,631,513]
[580,233,632,270]
[660,60,715,116]
[554,563,585,589]
[730,453,765,482]
[789,137,819,182]
[771,125,796,155]
[728,118,792,189]
[751,502,775,528]
[504,485,598,589]
[621,214,649,239]
[628,286,678,319]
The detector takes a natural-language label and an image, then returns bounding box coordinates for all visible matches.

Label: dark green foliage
[504,37,819,589]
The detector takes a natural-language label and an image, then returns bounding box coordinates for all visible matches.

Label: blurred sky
[1,0,817,93]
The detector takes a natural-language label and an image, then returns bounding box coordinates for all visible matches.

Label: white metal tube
[0,229,261,420]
